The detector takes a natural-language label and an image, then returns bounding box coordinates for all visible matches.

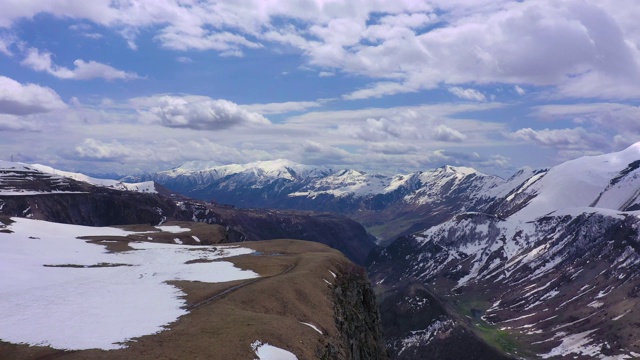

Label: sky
[1,0,640,178]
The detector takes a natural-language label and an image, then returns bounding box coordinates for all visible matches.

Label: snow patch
[0,218,258,350]
[156,225,190,233]
[300,322,323,335]
[251,340,298,360]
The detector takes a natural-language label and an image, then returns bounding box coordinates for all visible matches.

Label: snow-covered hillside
[369,142,640,359]
[498,143,640,220]
[0,217,257,350]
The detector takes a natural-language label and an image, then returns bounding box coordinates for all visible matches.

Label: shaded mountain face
[0,162,375,265]
[368,143,640,359]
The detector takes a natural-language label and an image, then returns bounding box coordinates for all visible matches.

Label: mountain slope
[368,143,640,359]
[0,217,387,359]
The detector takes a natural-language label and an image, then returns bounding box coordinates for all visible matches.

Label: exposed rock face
[326,263,388,360]
[0,191,174,226]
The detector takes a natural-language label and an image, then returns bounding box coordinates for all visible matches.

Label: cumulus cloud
[0,114,40,131]
[340,117,418,142]
[299,140,352,165]
[5,1,637,99]
[142,96,271,130]
[509,127,605,150]
[73,139,132,161]
[0,76,66,115]
[21,48,140,81]
[368,142,417,155]
[432,125,467,142]
[514,85,526,96]
[448,87,486,101]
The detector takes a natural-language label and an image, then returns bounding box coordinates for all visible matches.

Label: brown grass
[1,239,350,360]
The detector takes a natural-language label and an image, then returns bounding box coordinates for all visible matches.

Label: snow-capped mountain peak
[162,159,330,183]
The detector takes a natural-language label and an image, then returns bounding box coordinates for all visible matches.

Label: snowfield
[0,218,258,350]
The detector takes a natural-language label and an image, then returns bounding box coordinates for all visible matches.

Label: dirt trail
[187,262,296,311]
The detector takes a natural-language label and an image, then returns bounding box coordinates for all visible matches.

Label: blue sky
[1,0,640,177]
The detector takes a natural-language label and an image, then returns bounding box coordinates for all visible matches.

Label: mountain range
[127,142,640,359]
[3,142,640,359]
[123,160,512,243]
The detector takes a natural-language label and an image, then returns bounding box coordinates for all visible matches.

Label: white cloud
[21,48,140,81]
[432,125,467,142]
[509,127,605,150]
[533,103,640,133]
[299,140,352,165]
[5,1,639,99]
[0,76,66,115]
[318,71,334,77]
[0,35,12,55]
[242,101,322,114]
[156,29,262,54]
[0,114,40,131]
[514,85,526,95]
[140,96,271,130]
[448,87,486,101]
[343,82,414,100]
[368,142,417,155]
[73,139,132,161]
[339,117,418,142]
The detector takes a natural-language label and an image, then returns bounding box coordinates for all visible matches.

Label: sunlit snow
[0,218,258,350]
[252,340,298,360]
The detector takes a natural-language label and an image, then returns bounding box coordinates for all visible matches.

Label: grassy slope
[0,237,352,360]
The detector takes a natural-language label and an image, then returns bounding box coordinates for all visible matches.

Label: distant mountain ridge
[123,160,516,242]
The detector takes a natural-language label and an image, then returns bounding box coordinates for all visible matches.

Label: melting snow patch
[612,311,630,321]
[540,330,599,358]
[173,238,183,244]
[499,312,537,324]
[0,218,258,350]
[251,340,298,360]
[328,270,337,278]
[398,319,454,355]
[192,235,201,243]
[156,225,190,233]
[300,322,323,335]
[588,301,604,308]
